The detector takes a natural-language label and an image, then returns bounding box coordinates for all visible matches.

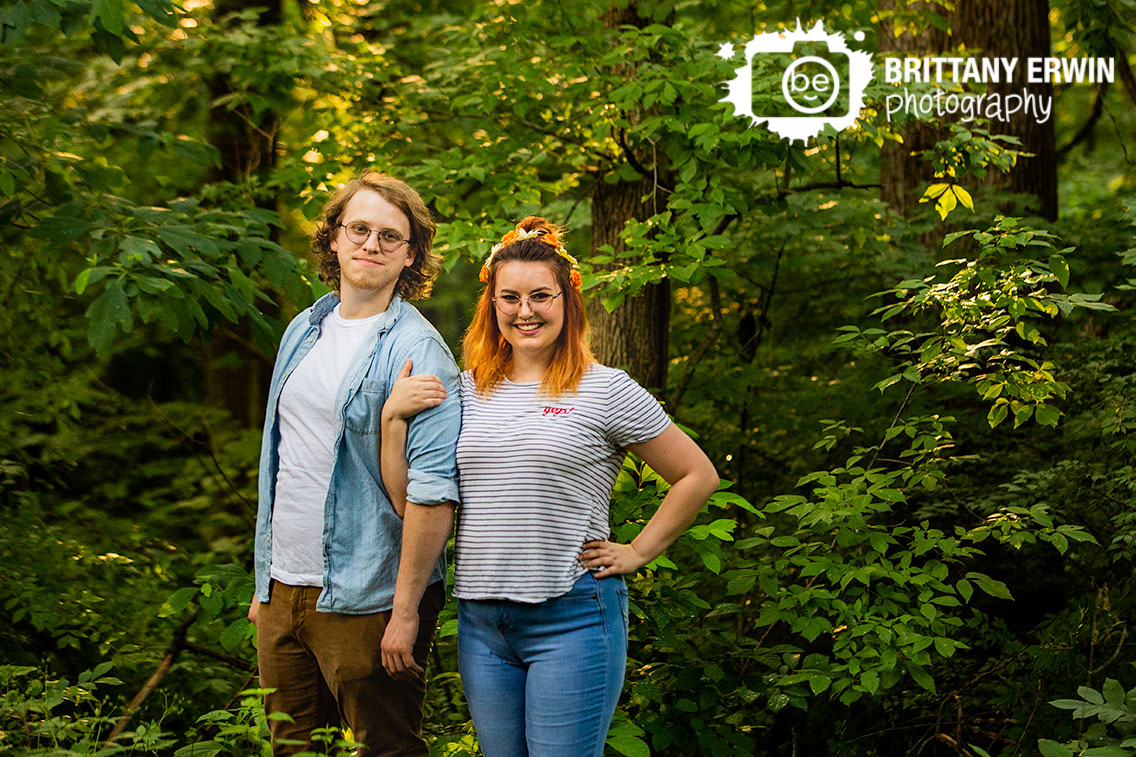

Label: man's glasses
[339,222,412,253]
[493,291,563,315]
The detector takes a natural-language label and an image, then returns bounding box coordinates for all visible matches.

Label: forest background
[2,0,1135,754]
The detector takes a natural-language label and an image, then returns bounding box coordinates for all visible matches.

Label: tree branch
[777,180,882,198]
[183,641,255,672]
[105,614,255,745]
[667,275,722,412]
[1116,50,1136,110]
[617,127,652,180]
[1058,82,1109,157]
[104,613,195,744]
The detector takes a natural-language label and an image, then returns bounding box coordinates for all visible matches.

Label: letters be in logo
[719,20,873,143]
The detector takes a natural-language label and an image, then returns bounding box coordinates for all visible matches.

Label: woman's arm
[380,359,447,518]
[579,423,719,577]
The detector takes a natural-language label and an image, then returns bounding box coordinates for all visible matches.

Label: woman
[381,217,719,756]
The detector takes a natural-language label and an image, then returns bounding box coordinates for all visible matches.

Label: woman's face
[493,260,565,365]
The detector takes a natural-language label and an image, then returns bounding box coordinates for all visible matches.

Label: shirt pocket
[344,377,386,435]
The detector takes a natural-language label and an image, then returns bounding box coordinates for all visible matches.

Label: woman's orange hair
[463,216,594,398]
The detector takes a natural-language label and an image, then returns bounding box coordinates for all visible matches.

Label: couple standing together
[249,172,719,756]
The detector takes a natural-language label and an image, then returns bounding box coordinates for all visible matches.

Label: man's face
[331,188,415,299]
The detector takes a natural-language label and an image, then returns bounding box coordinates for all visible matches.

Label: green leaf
[1077,685,1104,704]
[875,374,903,392]
[1048,698,1087,710]
[120,236,162,262]
[809,674,832,695]
[85,278,132,354]
[219,618,250,652]
[933,637,956,658]
[228,266,255,303]
[969,572,1013,600]
[1037,741,1073,757]
[91,0,124,35]
[134,0,178,26]
[33,215,91,243]
[942,229,975,247]
[860,669,879,694]
[1035,405,1061,427]
[907,664,936,693]
[1049,255,1070,289]
[606,733,651,757]
[868,532,889,554]
[1101,678,1125,706]
[699,551,721,574]
[987,403,1008,428]
[156,226,220,256]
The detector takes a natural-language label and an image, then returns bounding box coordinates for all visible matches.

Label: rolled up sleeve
[401,337,462,506]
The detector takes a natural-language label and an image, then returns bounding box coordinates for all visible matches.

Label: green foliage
[3,0,1135,755]
[0,663,173,754]
[1040,674,1136,756]
[612,453,762,754]
[841,216,1114,429]
[70,196,312,355]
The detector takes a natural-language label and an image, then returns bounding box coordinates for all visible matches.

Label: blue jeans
[457,573,629,757]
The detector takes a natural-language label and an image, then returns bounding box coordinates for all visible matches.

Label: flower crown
[480,222,582,288]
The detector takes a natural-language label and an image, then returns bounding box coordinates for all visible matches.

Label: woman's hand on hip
[579,540,650,578]
[383,359,446,422]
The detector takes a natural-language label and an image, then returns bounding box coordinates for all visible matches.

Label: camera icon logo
[783,52,843,114]
[719,20,873,143]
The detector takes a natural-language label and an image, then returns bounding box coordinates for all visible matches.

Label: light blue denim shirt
[254,293,460,614]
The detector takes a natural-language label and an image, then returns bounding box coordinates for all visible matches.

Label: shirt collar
[309,292,404,331]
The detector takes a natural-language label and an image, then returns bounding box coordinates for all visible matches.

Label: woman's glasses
[492,291,563,314]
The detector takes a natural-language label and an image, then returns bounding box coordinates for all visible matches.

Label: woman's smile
[512,320,544,335]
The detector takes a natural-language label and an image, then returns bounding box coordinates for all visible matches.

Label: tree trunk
[879,0,1057,221]
[587,2,672,393]
[588,176,671,393]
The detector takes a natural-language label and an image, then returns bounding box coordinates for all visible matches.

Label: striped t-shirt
[453,363,671,603]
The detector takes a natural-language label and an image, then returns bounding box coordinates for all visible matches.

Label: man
[248,172,459,756]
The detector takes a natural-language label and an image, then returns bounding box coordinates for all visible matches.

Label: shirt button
[307,337,313,343]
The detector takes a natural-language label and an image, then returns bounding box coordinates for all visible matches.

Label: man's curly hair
[311,172,440,300]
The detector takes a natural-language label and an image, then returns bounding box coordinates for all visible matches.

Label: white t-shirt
[453,363,671,602]
[269,305,384,587]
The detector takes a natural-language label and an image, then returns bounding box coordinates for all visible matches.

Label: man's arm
[379,338,461,680]
[381,501,454,680]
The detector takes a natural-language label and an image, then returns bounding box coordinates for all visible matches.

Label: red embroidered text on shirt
[542,406,575,416]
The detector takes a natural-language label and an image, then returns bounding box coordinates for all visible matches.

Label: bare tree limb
[183,641,255,672]
[105,613,195,744]
[667,275,722,412]
[1058,82,1109,157]
[105,613,255,745]
[1116,50,1136,110]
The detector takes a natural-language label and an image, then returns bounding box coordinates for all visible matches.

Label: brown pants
[256,581,445,757]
